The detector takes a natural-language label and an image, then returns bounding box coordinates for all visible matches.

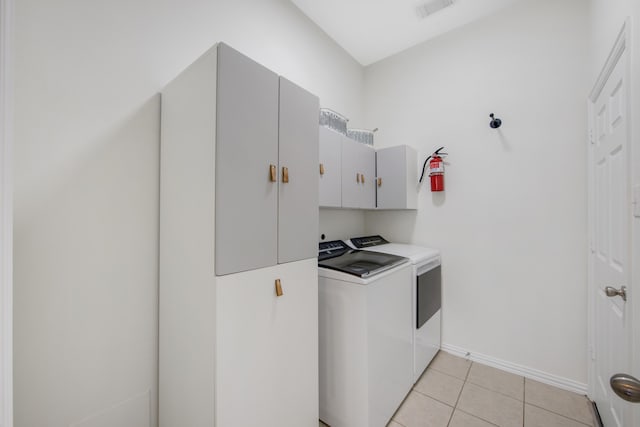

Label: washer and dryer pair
[318,236,441,427]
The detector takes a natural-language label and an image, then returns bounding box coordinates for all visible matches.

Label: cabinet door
[342,138,376,209]
[359,143,376,209]
[278,78,319,264]
[376,145,417,209]
[376,146,406,209]
[215,43,279,275]
[216,259,319,427]
[341,137,364,208]
[319,127,342,208]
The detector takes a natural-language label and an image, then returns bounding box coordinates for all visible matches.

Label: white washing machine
[318,240,413,427]
[348,235,441,383]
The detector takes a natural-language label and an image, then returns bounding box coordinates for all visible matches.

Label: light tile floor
[320,351,596,427]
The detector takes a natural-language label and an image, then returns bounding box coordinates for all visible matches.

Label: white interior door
[589,23,634,427]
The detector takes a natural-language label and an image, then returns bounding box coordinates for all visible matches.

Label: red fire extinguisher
[419,147,447,192]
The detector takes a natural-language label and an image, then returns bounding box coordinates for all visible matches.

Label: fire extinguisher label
[429,162,444,174]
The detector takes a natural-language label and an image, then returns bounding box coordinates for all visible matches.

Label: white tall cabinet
[160,43,319,427]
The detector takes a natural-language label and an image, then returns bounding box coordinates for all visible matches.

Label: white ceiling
[290,0,527,66]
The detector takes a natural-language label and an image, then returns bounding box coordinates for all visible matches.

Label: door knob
[610,374,640,403]
[605,285,627,301]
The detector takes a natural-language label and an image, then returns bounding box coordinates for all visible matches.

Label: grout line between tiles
[389,419,408,427]
[414,356,593,427]
[462,379,524,404]
[524,402,594,427]
[450,366,467,408]
[465,363,527,402]
[455,407,501,427]
[464,378,526,402]
[411,387,456,410]
[445,410,453,426]
[447,361,474,427]
[428,365,470,381]
[450,362,507,427]
[415,367,465,386]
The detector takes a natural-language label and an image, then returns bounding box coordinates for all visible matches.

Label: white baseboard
[441,343,588,395]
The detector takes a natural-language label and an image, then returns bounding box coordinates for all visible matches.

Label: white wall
[0,1,13,426]
[364,0,590,385]
[13,1,363,426]
[319,209,365,242]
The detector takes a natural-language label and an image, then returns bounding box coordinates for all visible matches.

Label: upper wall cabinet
[376,145,418,210]
[215,44,319,275]
[319,126,417,210]
[319,127,342,208]
[341,137,376,209]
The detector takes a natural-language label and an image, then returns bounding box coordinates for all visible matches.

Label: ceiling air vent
[415,0,455,19]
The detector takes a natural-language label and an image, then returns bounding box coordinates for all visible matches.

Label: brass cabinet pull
[377,177,382,187]
[361,174,365,184]
[282,166,289,183]
[269,164,277,182]
[319,163,325,175]
[356,173,360,183]
[275,279,283,297]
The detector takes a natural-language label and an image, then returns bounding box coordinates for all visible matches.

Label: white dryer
[318,240,413,427]
[348,235,441,383]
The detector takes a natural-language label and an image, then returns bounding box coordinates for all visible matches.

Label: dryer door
[417,264,441,328]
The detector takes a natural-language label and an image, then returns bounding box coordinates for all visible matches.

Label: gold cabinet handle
[282,166,289,183]
[319,163,325,175]
[356,173,360,183]
[377,177,382,187]
[269,164,277,182]
[361,174,365,184]
[275,279,283,297]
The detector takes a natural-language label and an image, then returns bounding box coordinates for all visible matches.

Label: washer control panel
[350,235,389,248]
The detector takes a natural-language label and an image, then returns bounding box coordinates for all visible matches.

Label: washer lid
[318,248,408,278]
[347,236,440,264]
[366,244,440,264]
